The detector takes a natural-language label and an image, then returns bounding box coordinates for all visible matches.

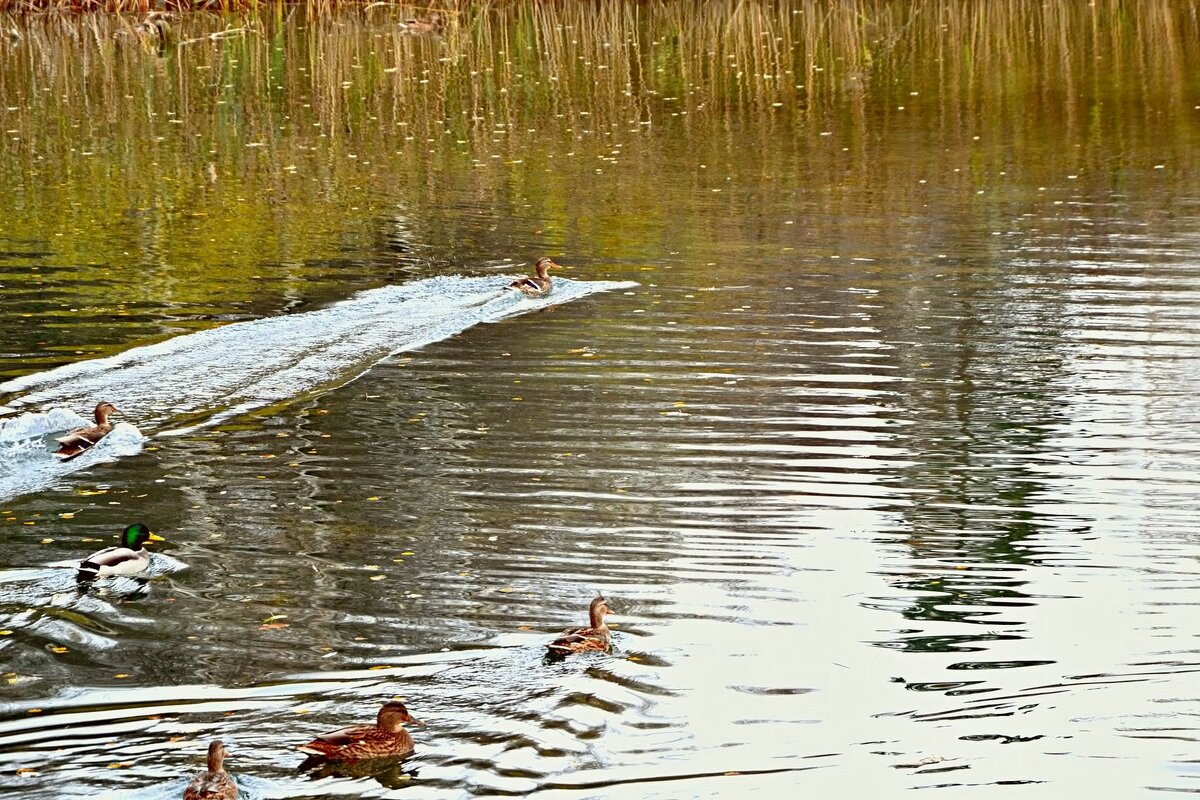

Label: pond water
[1,2,1198,797]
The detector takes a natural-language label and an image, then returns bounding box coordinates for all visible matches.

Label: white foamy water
[0,276,635,501]
[0,422,146,501]
[0,276,634,429]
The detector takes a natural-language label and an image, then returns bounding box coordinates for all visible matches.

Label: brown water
[1,2,1199,797]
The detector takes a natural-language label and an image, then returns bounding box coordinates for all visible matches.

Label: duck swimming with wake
[76,523,163,582]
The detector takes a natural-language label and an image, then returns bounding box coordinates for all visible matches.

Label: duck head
[93,402,120,424]
[534,257,563,279]
[121,522,164,550]
[206,740,229,771]
[589,596,613,627]
[378,700,424,731]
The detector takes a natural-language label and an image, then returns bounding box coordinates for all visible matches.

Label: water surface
[0,2,1198,797]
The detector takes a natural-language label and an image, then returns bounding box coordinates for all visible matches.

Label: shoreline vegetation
[3,1,1196,109]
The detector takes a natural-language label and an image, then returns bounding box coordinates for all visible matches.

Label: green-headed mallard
[184,740,237,800]
[506,257,560,298]
[55,401,120,459]
[76,523,163,582]
[546,596,613,655]
[298,701,423,763]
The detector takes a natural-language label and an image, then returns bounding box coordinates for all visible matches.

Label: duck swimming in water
[298,701,424,763]
[506,257,560,298]
[546,596,614,655]
[55,401,120,459]
[183,740,238,800]
[402,12,443,34]
[76,523,163,582]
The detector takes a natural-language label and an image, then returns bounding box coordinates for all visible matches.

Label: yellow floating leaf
[50,646,68,653]
[498,587,515,593]
[59,513,75,519]
[107,762,128,769]
[40,538,54,544]
[367,496,381,501]
[0,630,12,636]
[114,674,129,679]
[16,768,37,775]
[370,574,386,581]
[401,551,415,556]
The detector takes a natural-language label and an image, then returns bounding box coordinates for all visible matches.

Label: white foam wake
[0,275,635,500]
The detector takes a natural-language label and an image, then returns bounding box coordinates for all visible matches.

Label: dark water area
[0,1,1199,796]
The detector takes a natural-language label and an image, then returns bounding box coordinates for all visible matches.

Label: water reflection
[1,0,1199,797]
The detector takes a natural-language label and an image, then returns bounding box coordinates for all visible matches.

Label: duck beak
[148,532,165,543]
[410,717,426,727]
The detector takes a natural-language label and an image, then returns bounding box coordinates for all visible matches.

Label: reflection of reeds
[0,0,1196,294]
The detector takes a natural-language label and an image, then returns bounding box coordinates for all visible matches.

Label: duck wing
[55,424,111,458]
[183,769,237,800]
[547,625,608,651]
[298,723,374,754]
[76,546,145,580]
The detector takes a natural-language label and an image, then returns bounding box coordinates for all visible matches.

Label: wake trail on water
[0,275,636,501]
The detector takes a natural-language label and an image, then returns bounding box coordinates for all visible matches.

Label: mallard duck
[403,13,443,34]
[506,257,560,298]
[54,402,120,459]
[298,701,423,763]
[184,740,237,800]
[76,523,163,582]
[546,596,613,655]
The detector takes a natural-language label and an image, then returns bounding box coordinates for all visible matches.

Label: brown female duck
[506,257,560,298]
[183,740,237,800]
[298,701,423,763]
[55,401,119,459]
[403,13,443,34]
[546,596,613,655]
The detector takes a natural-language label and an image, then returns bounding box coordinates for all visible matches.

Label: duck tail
[75,560,100,582]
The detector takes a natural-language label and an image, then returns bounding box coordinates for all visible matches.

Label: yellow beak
[148,532,165,543]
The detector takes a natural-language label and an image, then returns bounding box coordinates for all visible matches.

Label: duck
[54,401,120,459]
[546,596,613,655]
[505,257,560,298]
[183,740,237,800]
[298,700,424,763]
[402,13,443,34]
[76,523,163,582]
